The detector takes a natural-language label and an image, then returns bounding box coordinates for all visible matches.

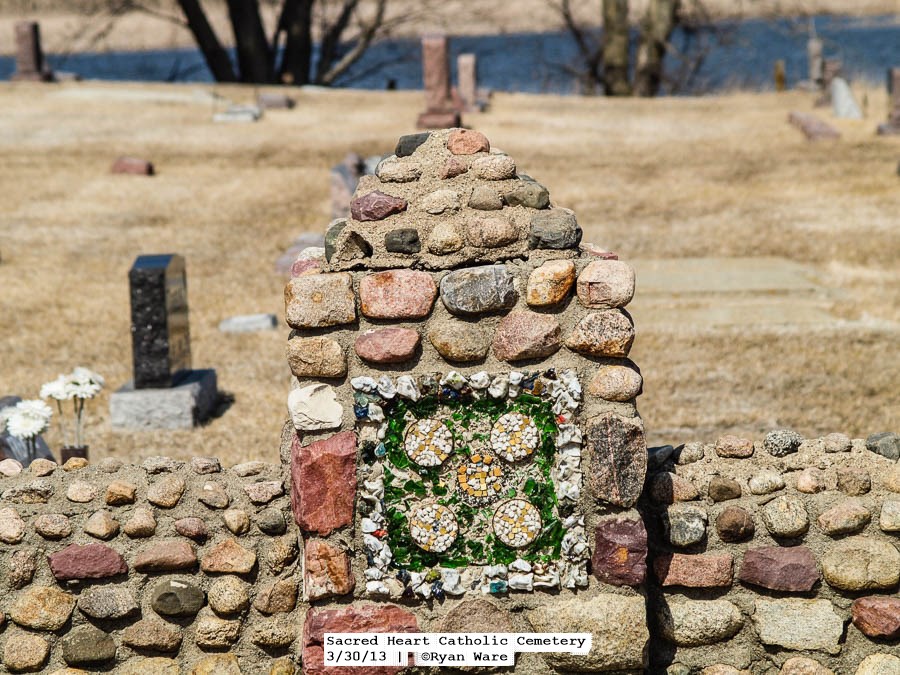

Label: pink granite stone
[291,431,357,536]
[492,310,561,362]
[591,518,647,586]
[350,191,407,222]
[48,543,128,581]
[355,328,420,364]
[359,270,437,320]
[738,545,819,592]
[654,553,734,588]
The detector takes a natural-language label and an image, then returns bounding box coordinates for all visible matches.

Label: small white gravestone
[831,78,862,119]
[213,105,262,123]
[218,313,278,333]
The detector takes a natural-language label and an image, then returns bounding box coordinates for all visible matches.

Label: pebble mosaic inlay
[404,418,453,467]
[493,499,543,548]
[409,502,459,553]
[491,412,539,462]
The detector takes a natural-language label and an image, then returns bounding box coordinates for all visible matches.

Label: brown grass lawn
[0,81,897,466]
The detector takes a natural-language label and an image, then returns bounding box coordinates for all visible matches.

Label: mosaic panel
[353,370,590,600]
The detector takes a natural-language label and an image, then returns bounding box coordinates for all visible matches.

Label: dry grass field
[0,81,898,466]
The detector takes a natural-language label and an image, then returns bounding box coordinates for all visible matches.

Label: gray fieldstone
[122,619,183,652]
[587,362,643,401]
[677,442,705,464]
[208,576,250,615]
[585,413,647,508]
[284,272,356,329]
[224,509,251,535]
[471,154,516,180]
[0,507,26,544]
[822,536,900,590]
[762,495,809,538]
[565,310,635,357]
[244,480,283,504]
[749,470,785,495]
[526,595,648,672]
[147,474,186,508]
[191,456,221,474]
[420,188,460,214]
[823,432,852,453]
[124,507,157,536]
[84,510,120,539]
[764,429,803,456]
[666,503,708,547]
[867,432,900,460]
[78,586,138,619]
[61,625,116,665]
[427,221,464,254]
[395,132,430,157]
[880,499,900,532]
[151,578,205,616]
[251,618,297,648]
[375,156,422,183]
[427,320,491,362]
[465,215,517,248]
[195,609,241,647]
[65,480,97,502]
[384,228,421,253]
[503,178,550,209]
[440,265,517,316]
[753,598,843,654]
[529,209,582,249]
[658,599,744,646]
[323,219,347,261]
[218,312,277,333]
[34,513,71,539]
[8,549,37,588]
[257,508,287,535]
[708,476,742,502]
[109,369,218,430]
[468,184,503,210]
[836,466,871,495]
[142,456,182,473]
[199,481,229,509]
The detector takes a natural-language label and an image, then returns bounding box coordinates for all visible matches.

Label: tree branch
[318,0,387,85]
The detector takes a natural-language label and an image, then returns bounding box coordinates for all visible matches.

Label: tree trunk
[226,0,273,83]
[602,0,632,96]
[277,0,314,85]
[634,0,678,96]
[176,0,237,82]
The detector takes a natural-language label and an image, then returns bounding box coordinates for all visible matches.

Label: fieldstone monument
[110,254,217,429]
[11,21,53,82]
[416,34,461,129]
[877,67,900,135]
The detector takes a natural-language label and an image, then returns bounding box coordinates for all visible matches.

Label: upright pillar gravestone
[110,254,218,429]
[12,21,53,82]
[807,37,824,88]
[416,34,461,129]
[877,67,900,135]
[457,53,478,111]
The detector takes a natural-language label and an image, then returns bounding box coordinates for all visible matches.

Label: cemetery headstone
[11,21,53,82]
[877,67,900,135]
[788,111,840,141]
[218,313,278,333]
[110,255,218,429]
[257,92,295,110]
[774,60,786,92]
[416,34,461,129]
[808,37,824,87]
[831,77,862,119]
[816,59,843,106]
[111,156,154,176]
[213,104,262,123]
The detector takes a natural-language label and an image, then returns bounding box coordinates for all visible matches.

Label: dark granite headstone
[129,254,191,389]
[12,21,52,82]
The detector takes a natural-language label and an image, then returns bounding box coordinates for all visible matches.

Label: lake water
[0,14,897,94]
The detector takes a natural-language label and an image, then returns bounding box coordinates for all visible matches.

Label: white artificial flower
[6,400,52,440]
[71,367,105,387]
[40,374,73,401]
[69,381,102,399]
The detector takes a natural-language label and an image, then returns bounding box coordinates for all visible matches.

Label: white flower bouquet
[40,367,105,449]
[0,399,53,463]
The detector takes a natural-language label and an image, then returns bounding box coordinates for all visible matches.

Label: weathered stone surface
[565,310,635,357]
[529,209,582,249]
[715,435,754,458]
[762,495,809,538]
[421,188,460,215]
[577,260,635,309]
[856,654,900,675]
[591,518,647,586]
[34,513,71,539]
[199,481,230,509]
[63,458,89,471]
[465,215,518,248]
[3,631,49,672]
[852,596,900,639]
[708,476,742,501]
[147,474,185,508]
[201,537,256,574]
[256,508,286,535]
[61,625,116,665]
[447,129,489,154]
[28,458,56,476]
[716,506,755,542]
[649,472,699,504]
[440,265,517,316]
[286,337,346,379]
[822,537,900,590]
[305,539,356,601]
[77,586,138,619]
[355,328,420,364]
[122,619,183,652]
[359,270,437,320]
[427,320,490,362]
[4,479,54,504]
[291,431,358,537]
[254,578,298,614]
[49,543,127,580]
[440,599,514,673]
[384,228,421,253]
[7,549,37,588]
[105,479,136,505]
[208,576,250,615]
[796,467,827,493]
[134,539,197,572]
[588,362,643,402]
[288,384,343,431]
[119,658,180,675]
[780,657,834,675]
[585,414,646,508]
[284,273,356,329]
[503,178,549,209]
[224,509,251,535]
[303,604,419,675]
[195,610,242,647]
[375,157,422,183]
[66,480,97,503]
[0,458,22,477]
[738,545,819,592]
[468,184,503,210]
[252,618,297,648]
[427,221,464,254]
[471,154,516,180]
[84,509,119,539]
[244,480,283,505]
[527,595,648,672]
[836,466,871,495]
[191,456,221,474]
[817,499,871,535]
[754,599,843,654]
[395,132,429,157]
[749,470,785,495]
[666,504,708,547]
[265,534,299,575]
[880,499,900,532]
[0,507,25,543]
[174,516,208,539]
[658,599,743,646]
[526,260,575,308]
[9,586,75,630]
[189,654,242,675]
[351,190,407,221]
[867,432,900,460]
[655,552,733,588]
[151,578,205,616]
[124,507,157,537]
[233,461,269,477]
[492,310,561,362]
[440,156,468,180]
[764,429,803,456]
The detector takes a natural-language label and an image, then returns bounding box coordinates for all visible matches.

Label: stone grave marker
[788,111,840,141]
[877,67,900,135]
[416,34,461,129]
[111,156,154,176]
[831,77,862,119]
[457,53,478,111]
[808,37,824,88]
[12,21,53,82]
[110,254,217,429]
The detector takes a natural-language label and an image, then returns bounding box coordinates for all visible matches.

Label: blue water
[0,15,897,94]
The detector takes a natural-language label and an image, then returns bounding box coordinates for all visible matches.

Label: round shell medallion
[491,412,540,462]
[492,499,543,548]
[409,503,459,553]
[456,454,506,506]
[405,418,453,467]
